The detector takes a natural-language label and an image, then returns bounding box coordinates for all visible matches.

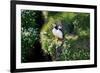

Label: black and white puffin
[52,24,64,40]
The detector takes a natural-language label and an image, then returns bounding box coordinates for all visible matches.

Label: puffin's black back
[54,25,58,30]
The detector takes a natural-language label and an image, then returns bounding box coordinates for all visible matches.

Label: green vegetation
[21,10,90,62]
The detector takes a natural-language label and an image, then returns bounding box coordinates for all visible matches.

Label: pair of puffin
[52,24,64,41]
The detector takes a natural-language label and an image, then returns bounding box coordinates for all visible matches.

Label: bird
[52,24,64,41]
[52,24,64,60]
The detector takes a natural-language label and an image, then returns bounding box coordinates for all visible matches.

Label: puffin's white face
[58,26,62,29]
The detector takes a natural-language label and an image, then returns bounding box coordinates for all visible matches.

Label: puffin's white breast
[52,28,63,39]
[52,28,57,36]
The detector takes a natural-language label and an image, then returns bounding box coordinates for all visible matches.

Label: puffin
[52,24,64,41]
